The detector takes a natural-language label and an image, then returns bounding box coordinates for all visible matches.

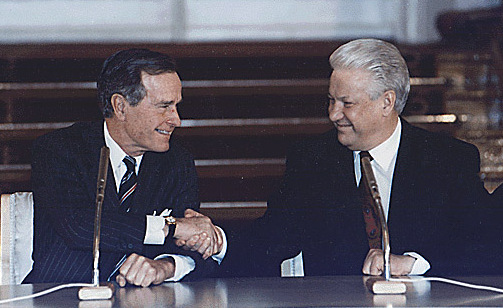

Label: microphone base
[365,277,406,294]
[78,283,115,300]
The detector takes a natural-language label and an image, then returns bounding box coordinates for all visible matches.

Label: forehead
[329,68,372,97]
[141,71,182,101]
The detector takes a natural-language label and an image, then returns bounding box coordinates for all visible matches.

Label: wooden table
[2,275,503,307]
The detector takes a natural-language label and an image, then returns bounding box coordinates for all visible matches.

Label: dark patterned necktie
[118,155,137,209]
[359,151,382,249]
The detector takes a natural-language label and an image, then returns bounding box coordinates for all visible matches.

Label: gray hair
[329,38,410,114]
[98,49,177,118]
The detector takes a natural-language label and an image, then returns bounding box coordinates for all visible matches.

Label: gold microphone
[361,154,406,295]
[79,146,115,300]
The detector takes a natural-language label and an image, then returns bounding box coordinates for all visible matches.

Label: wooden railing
[0,114,461,177]
[0,77,447,96]
[0,40,480,225]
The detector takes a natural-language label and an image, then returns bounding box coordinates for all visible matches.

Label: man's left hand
[362,248,415,276]
[116,253,175,287]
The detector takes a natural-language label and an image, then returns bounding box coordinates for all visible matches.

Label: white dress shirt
[104,122,226,281]
[353,119,430,275]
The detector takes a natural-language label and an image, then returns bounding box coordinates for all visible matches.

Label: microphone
[79,146,115,300]
[360,154,406,294]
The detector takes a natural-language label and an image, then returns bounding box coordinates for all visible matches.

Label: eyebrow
[330,95,350,101]
[157,100,181,106]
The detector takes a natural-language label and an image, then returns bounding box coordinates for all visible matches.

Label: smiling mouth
[155,128,173,135]
[335,122,352,128]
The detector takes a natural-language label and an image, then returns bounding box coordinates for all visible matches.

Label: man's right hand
[362,248,415,276]
[173,209,223,259]
[116,253,175,288]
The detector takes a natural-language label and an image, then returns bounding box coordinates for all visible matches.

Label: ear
[110,94,128,121]
[382,90,396,116]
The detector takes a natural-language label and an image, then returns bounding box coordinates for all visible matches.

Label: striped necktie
[118,155,137,209]
[359,151,382,249]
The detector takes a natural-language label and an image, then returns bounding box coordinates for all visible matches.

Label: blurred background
[0,0,501,226]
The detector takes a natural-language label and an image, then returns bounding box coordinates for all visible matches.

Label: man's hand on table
[116,253,175,287]
[362,248,415,276]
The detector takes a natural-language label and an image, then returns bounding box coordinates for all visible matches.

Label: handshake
[115,209,223,288]
[169,209,224,260]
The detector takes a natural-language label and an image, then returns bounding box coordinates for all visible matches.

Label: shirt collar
[368,118,401,172]
[104,121,143,172]
[354,118,401,173]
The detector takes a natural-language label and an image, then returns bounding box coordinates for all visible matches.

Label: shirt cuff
[404,252,431,275]
[212,226,227,264]
[155,254,195,282]
[144,215,166,245]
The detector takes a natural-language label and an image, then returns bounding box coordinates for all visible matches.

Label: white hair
[329,38,410,114]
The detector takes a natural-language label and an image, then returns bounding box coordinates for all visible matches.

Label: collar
[354,118,401,172]
[104,121,143,173]
[368,118,401,172]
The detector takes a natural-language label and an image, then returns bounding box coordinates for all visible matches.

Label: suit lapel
[388,120,419,233]
[131,151,168,215]
[325,129,357,191]
[80,121,120,208]
[134,153,157,213]
[323,130,362,225]
[325,130,369,262]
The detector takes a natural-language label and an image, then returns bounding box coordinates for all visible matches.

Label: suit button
[128,244,133,249]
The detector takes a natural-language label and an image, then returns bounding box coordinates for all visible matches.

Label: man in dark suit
[23,49,225,286]
[220,38,492,277]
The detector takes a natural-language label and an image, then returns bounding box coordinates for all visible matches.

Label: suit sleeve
[220,144,306,277]
[454,142,503,275]
[422,139,493,275]
[141,150,217,280]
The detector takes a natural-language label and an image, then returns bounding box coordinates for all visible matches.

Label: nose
[328,101,343,122]
[166,106,181,127]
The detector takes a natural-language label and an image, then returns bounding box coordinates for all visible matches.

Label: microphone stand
[78,146,115,300]
[361,155,406,294]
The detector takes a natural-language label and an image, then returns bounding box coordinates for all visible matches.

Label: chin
[159,145,171,153]
[151,136,172,152]
[150,143,171,153]
[340,140,362,152]
[337,135,351,147]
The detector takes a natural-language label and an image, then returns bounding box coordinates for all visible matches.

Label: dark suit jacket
[221,120,494,277]
[24,121,216,283]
